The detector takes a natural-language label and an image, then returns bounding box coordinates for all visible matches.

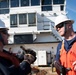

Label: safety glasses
[56,21,70,31]
[56,22,65,31]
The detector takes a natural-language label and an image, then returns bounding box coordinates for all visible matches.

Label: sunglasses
[56,22,65,31]
[0,30,9,35]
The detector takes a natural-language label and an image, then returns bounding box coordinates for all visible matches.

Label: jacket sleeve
[9,61,31,75]
[55,42,62,61]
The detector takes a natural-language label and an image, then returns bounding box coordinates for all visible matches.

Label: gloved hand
[24,54,35,64]
[54,60,71,75]
[54,60,61,71]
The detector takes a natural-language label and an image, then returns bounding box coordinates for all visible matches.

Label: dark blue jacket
[0,50,31,75]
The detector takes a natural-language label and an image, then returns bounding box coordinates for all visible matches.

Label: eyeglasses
[56,21,70,31]
[56,22,65,31]
[56,22,64,29]
[0,30,9,35]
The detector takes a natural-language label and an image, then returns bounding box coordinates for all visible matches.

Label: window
[19,14,27,24]
[10,0,19,7]
[60,5,64,11]
[53,0,64,4]
[0,9,9,14]
[42,6,52,11]
[21,0,29,6]
[41,0,52,11]
[28,13,36,26]
[10,14,17,27]
[14,34,33,44]
[0,0,9,14]
[10,13,36,28]
[42,0,52,5]
[0,0,9,8]
[31,0,40,6]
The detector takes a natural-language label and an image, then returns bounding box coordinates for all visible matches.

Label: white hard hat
[0,15,9,30]
[55,14,74,27]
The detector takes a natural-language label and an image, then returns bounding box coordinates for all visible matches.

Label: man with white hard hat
[0,18,9,45]
[0,16,37,75]
[54,14,76,75]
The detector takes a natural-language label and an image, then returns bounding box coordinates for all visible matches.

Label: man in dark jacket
[0,15,36,75]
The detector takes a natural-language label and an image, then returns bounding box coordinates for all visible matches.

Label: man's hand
[54,60,71,75]
[54,60,61,71]
[24,54,35,64]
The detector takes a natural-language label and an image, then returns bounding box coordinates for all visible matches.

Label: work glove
[24,54,35,64]
[54,60,71,75]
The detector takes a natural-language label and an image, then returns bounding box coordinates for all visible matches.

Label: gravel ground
[32,67,58,75]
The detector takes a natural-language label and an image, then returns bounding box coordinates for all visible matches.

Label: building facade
[0,0,66,66]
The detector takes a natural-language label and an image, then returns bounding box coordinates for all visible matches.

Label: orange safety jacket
[60,42,76,75]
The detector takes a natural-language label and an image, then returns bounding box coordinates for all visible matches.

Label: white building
[0,0,66,66]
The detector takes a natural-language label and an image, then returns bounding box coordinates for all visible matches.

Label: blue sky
[66,0,76,31]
